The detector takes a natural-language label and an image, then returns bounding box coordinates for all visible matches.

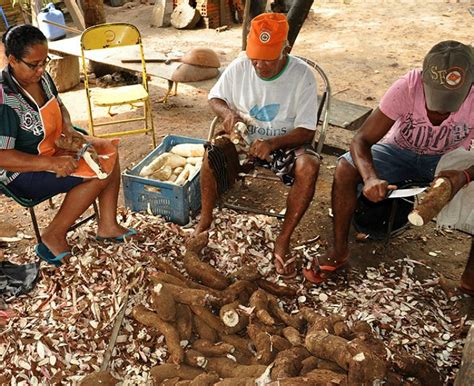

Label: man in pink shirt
[304,40,474,295]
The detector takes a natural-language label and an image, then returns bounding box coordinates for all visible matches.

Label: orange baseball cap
[246,13,289,61]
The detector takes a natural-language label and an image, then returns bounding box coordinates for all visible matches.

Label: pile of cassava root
[130,232,442,386]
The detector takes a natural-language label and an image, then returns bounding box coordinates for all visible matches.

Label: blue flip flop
[95,228,138,243]
[35,243,71,267]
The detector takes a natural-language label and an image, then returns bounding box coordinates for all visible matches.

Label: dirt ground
[0,0,473,380]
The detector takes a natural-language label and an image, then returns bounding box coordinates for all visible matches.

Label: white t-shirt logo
[259,31,271,44]
[445,68,463,88]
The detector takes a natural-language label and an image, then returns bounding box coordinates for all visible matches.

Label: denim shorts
[7,172,84,200]
[340,143,442,184]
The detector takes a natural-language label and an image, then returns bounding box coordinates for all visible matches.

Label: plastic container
[37,3,66,41]
[122,135,206,225]
[109,0,125,7]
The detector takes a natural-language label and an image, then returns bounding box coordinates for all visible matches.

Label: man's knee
[295,155,320,184]
[335,157,360,185]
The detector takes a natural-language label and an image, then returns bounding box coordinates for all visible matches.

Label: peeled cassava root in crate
[139,144,205,184]
[131,231,443,386]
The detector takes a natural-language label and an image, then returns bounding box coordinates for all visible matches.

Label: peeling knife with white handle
[386,187,428,198]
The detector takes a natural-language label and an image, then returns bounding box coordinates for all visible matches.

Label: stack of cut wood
[130,232,443,385]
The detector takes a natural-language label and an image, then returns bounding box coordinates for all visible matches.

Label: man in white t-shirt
[194,13,320,279]
[303,40,473,295]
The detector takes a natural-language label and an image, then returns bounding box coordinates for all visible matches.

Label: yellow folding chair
[80,23,156,148]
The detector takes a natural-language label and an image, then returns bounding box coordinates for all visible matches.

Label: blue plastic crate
[122,135,206,225]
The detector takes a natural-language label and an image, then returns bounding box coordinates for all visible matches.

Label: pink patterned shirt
[380,69,473,155]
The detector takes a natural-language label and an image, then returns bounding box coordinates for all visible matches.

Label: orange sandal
[303,255,349,284]
[274,253,297,279]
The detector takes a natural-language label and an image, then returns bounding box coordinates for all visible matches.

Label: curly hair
[2,24,47,59]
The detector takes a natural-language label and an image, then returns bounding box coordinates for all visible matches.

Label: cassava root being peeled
[408,177,453,226]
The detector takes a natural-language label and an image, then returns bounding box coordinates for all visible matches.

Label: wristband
[463,169,471,185]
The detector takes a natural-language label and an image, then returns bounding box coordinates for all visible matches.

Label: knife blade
[75,142,93,161]
[387,187,427,198]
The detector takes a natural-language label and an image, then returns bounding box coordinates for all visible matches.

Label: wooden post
[151,0,173,27]
[30,0,42,26]
[63,0,86,30]
[241,0,251,50]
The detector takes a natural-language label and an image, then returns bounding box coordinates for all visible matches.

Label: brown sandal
[274,253,297,279]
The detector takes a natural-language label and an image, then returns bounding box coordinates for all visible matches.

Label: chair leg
[69,200,99,232]
[92,200,99,222]
[29,207,42,244]
[146,99,156,148]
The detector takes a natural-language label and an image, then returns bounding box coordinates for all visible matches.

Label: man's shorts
[340,143,442,184]
[6,172,84,200]
[206,136,319,194]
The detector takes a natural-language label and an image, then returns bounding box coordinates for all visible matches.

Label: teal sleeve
[0,104,20,149]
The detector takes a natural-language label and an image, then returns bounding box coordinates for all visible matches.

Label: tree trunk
[80,0,106,27]
[286,0,313,49]
[241,0,266,51]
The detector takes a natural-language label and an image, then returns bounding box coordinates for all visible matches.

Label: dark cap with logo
[422,40,473,112]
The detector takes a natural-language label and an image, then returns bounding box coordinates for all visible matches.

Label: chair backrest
[80,23,141,50]
[208,56,331,155]
[79,23,149,97]
[294,56,331,155]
